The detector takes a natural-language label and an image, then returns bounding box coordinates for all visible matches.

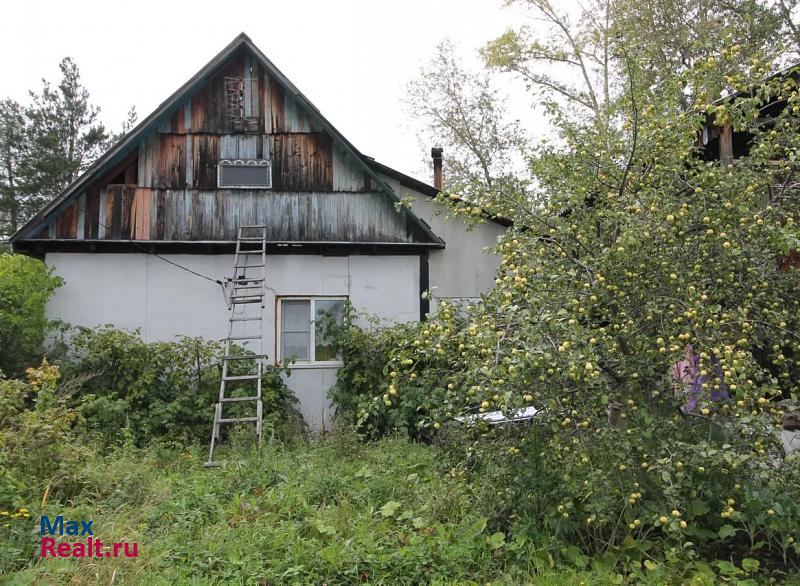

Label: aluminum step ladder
[205,225,268,467]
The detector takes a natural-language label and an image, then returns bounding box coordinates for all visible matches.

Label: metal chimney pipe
[431,147,443,191]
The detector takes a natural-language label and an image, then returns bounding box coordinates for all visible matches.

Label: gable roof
[11,33,444,247]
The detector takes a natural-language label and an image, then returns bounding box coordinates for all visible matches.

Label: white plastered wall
[45,252,419,430]
[378,173,506,310]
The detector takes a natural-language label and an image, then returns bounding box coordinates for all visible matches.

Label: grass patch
[1,433,610,585]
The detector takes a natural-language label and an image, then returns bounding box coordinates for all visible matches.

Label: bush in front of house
[54,326,304,447]
[0,361,93,513]
[324,304,453,440]
[0,253,62,378]
[0,327,305,510]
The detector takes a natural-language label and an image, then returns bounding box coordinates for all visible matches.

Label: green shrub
[325,306,441,439]
[55,326,304,446]
[0,361,92,509]
[0,254,62,377]
[435,413,800,576]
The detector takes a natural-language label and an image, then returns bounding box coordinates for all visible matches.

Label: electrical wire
[65,203,231,300]
[27,201,275,309]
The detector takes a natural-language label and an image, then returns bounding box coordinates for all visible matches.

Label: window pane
[314,300,345,361]
[282,332,310,361]
[282,300,310,332]
[218,161,271,188]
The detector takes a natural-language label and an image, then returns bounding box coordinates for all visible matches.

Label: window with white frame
[218,159,272,189]
[279,297,346,364]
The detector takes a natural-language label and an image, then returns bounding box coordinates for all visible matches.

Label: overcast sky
[0,0,561,183]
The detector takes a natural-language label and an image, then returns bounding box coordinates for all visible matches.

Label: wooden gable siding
[138,132,335,192]
[147,49,354,193]
[271,133,332,191]
[55,202,79,238]
[158,52,324,136]
[27,46,431,245]
[57,188,421,243]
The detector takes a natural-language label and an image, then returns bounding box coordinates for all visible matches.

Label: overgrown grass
[2,433,613,585]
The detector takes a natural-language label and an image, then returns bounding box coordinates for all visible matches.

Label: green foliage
[0,434,625,584]
[0,58,136,238]
[342,47,800,575]
[325,306,450,439]
[0,361,91,510]
[0,254,62,377]
[406,40,529,202]
[55,326,302,446]
[0,326,305,515]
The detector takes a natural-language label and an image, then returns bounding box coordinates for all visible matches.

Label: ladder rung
[207,228,269,466]
[222,374,261,381]
[220,396,261,403]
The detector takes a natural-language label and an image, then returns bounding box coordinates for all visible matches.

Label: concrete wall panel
[379,175,505,301]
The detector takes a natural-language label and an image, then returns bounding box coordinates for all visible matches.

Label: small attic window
[217,159,272,189]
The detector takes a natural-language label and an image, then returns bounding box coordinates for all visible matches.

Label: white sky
[0,0,567,183]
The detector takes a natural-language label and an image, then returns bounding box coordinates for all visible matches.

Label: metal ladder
[204,225,268,467]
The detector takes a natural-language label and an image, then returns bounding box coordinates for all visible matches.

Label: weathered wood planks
[28,45,428,245]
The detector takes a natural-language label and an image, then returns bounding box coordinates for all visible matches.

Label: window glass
[279,298,346,363]
[281,332,310,361]
[218,160,271,188]
[282,300,310,332]
[281,300,310,361]
[314,300,345,362]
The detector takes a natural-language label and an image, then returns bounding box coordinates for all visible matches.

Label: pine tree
[0,99,27,237]
[24,57,109,202]
[0,58,135,240]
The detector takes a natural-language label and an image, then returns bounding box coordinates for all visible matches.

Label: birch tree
[405,40,529,204]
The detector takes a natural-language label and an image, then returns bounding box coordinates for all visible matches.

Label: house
[698,63,800,273]
[9,33,508,429]
[699,63,800,166]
